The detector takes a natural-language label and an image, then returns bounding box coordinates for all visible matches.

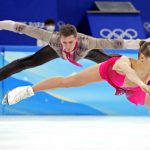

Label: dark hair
[60,24,77,37]
[44,19,55,25]
[138,41,150,58]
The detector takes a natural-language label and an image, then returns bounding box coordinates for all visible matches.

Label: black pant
[0,45,120,81]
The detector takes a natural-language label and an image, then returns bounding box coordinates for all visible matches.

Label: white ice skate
[2,86,34,105]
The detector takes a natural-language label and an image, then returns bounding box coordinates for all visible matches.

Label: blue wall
[57,0,150,25]
[0,0,58,45]
[0,0,150,45]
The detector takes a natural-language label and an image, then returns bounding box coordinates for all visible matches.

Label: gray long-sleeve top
[0,20,143,61]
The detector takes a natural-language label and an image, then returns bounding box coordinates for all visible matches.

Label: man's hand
[145,38,150,43]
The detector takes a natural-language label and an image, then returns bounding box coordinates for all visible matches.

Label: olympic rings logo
[99,28,138,39]
[144,22,150,32]
[57,21,65,30]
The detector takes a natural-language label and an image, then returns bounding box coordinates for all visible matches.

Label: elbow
[113,39,124,49]
[118,61,133,75]
[125,70,135,76]
[13,22,27,33]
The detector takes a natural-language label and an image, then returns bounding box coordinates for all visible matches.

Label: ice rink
[0,116,150,150]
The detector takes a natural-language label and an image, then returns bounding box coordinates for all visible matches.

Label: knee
[145,101,150,110]
[144,97,150,110]
[29,56,42,66]
[13,59,21,66]
[13,58,29,68]
[18,56,37,68]
[61,76,79,88]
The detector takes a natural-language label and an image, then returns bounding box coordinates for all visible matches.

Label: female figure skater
[2,41,150,110]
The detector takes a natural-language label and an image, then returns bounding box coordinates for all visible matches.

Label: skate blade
[2,93,9,105]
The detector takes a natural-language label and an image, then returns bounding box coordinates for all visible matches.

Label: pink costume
[99,57,146,105]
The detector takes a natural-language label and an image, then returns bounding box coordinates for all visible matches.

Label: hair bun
[139,41,146,47]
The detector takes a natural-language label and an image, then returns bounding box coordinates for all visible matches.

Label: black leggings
[0,45,120,81]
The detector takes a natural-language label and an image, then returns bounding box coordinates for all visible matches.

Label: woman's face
[145,57,150,66]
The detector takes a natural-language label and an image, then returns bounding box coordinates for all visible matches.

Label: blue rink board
[0,46,149,116]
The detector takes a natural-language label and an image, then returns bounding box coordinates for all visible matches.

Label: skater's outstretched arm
[0,20,52,43]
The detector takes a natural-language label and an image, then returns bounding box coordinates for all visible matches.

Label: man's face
[60,35,77,52]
